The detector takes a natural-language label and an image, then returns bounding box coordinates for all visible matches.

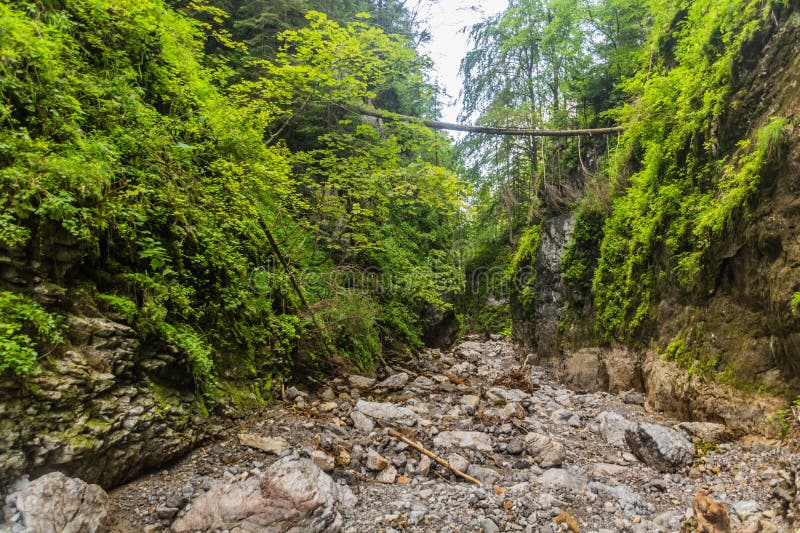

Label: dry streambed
[2,338,799,532]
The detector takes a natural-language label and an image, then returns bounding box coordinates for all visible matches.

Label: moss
[217,380,272,411]
[592,0,787,342]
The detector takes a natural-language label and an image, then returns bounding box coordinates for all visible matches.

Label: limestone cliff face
[512,8,800,433]
[511,214,574,360]
[0,228,213,489]
[646,10,800,391]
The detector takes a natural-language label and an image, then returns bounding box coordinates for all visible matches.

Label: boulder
[12,472,109,533]
[172,456,350,532]
[378,372,409,391]
[597,411,635,447]
[350,411,376,433]
[354,400,421,427]
[524,433,567,468]
[624,422,696,473]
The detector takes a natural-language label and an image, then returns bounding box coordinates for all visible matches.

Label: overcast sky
[418,0,509,124]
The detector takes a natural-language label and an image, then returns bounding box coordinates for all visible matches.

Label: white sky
[418,0,509,124]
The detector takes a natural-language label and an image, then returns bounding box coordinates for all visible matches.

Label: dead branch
[387,429,482,486]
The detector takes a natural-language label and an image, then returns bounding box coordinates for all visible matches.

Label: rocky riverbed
[3,337,799,532]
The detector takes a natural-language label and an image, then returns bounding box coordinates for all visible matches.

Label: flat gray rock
[536,468,588,491]
[676,421,734,443]
[433,431,493,452]
[378,372,409,391]
[354,400,421,427]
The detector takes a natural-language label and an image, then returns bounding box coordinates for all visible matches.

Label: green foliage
[509,225,542,312]
[792,292,800,318]
[0,0,462,394]
[592,0,785,341]
[562,206,605,295]
[508,225,541,276]
[661,331,720,377]
[0,292,63,376]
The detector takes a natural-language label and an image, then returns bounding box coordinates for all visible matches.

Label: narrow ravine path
[107,338,798,532]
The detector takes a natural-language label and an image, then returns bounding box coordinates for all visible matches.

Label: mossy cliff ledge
[0,249,217,489]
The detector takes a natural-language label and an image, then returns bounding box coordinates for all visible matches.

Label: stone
[433,431,493,452]
[446,453,470,473]
[676,422,734,443]
[13,472,109,533]
[588,482,649,512]
[376,465,398,484]
[597,411,635,448]
[524,433,566,468]
[507,438,524,455]
[624,423,696,473]
[311,450,335,472]
[467,465,501,486]
[285,386,307,401]
[350,411,376,433]
[172,456,346,532]
[411,376,434,389]
[366,451,389,472]
[486,387,529,403]
[348,375,377,389]
[478,517,500,533]
[157,506,180,520]
[378,372,409,390]
[354,400,421,427]
[461,394,480,415]
[732,500,761,522]
[417,456,432,476]
[536,468,588,492]
[318,402,338,413]
[238,433,290,455]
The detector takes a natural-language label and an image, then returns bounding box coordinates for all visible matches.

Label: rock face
[0,313,208,489]
[511,9,800,434]
[643,353,787,437]
[6,472,109,533]
[171,456,349,532]
[511,214,575,359]
[624,422,696,473]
